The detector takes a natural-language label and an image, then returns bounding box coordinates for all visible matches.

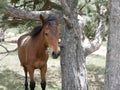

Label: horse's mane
[29,15,58,38]
[29,25,42,37]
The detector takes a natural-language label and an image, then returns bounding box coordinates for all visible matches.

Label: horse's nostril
[52,51,60,59]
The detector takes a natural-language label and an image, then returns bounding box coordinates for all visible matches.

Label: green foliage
[0,0,7,13]
[18,20,39,33]
[78,0,108,39]
[0,0,9,29]
[83,20,96,39]
[0,0,7,23]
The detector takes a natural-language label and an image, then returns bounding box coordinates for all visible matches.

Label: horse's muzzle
[52,51,60,59]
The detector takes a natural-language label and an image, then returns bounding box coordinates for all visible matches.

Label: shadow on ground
[0,69,24,90]
[87,64,105,90]
[0,65,105,90]
[0,69,61,90]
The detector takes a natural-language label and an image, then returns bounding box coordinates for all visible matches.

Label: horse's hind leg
[40,64,47,90]
[24,67,28,90]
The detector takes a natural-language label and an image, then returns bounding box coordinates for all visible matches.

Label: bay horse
[17,15,60,90]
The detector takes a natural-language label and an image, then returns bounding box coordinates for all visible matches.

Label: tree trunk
[60,15,88,90]
[105,0,120,90]
[60,0,88,90]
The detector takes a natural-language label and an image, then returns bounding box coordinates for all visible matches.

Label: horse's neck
[32,32,48,55]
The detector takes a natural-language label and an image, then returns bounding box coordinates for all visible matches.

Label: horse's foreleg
[28,68,35,90]
[30,81,35,90]
[24,67,28,90]
[40,64,47,90]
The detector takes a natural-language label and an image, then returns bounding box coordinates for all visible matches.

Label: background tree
[105,0,120,90]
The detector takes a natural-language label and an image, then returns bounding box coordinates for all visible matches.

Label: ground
[0,42,106,90]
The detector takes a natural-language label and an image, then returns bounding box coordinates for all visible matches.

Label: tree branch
[4,5,58,20]
[83,16,105,57]
[0,44,17,54]
[78,0,91,15]
[41,0,62,10]
[83,5,107,57]
[60,0,73,29]
[0,44,9,54]
[50,1,62,10]
[0,44,17,60]
[63,15,73,28]
[60,0,71,15]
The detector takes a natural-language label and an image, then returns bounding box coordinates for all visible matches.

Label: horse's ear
[40,14,45,25]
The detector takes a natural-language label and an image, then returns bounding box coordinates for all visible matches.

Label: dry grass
[0,42,106,90]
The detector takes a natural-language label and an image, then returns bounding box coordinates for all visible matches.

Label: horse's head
[40,15,60,58]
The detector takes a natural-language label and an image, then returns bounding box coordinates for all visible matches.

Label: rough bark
[60,16,88,90]
[105,0,120,90]
[60,17,88,90]
[60,0,88,90]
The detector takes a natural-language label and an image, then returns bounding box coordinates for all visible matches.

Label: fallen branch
[0,44,9,53]
[0,44,17,54]
[0,53,9,60]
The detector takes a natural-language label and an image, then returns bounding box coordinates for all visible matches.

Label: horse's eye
[45,32,48,36]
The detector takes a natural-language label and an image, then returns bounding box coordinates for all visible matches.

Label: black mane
[29,15,58,38]
[45,15,58,26]
[29,25,42,37]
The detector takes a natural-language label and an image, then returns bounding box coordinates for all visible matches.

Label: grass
[87,64,105,90]
[0,69,61,90]
[86,54,105,68]
[86,42,106,90]
[0,42,106,90]
[86,54,106,90]
[0,69,23,90]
